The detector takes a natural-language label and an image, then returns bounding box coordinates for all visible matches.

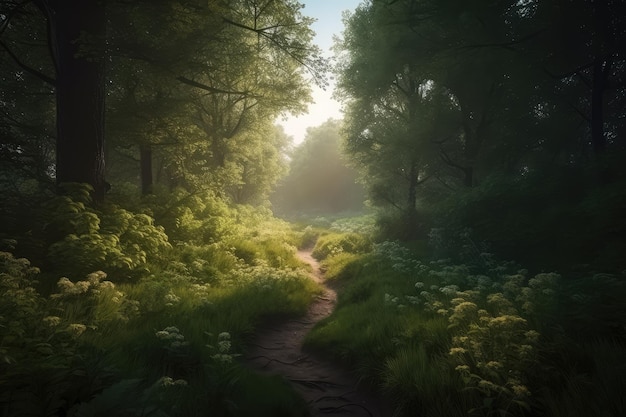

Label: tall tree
[271,119,365,215]
[45,0,108,200]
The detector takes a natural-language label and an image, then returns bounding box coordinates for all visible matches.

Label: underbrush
[305,238,626,417]
[0,187,320,417]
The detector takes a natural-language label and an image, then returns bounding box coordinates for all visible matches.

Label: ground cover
[304,232,626,417]
[0,203,322,417]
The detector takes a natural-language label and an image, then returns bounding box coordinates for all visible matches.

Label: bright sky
[278,0,362,144]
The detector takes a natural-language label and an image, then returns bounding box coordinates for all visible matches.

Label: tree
[104,0,322,199]
[271,119,365,216]
[2,0,323,203]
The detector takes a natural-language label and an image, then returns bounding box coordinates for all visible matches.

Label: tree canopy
[335,0,626,269]
[1,0,324,202]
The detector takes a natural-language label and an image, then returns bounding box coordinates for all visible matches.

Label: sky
[277,0,362,144]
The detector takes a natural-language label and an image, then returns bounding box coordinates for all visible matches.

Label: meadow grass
[0,214,321,417]
[303,233,626,417]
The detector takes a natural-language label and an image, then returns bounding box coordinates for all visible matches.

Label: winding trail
[245,248,390,417]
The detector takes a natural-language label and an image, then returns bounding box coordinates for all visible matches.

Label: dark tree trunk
[50,0,107,201]
[140,144,153,195]
[589,0,614,183]
[591,58,607,154]
[407,160,418,213]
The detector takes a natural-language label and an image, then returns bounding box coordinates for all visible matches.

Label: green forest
[1,1,625,416]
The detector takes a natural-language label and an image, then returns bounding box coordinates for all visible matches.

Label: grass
[6,206,626,417]
[302,233,626,417]
[0,214,322,417]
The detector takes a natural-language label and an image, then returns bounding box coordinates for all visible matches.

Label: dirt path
[244,248,390,417]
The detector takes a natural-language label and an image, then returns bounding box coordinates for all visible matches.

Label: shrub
[311,232,371,260]
[42,185,170,280]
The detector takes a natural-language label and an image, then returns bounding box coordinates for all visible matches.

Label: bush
[311,232,371,260]
[37,184,171,280]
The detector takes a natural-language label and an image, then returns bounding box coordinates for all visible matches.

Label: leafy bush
[41,184,170,280]
[149,187,235,245]
[1,199,324,417]
[0,252,113,417]
[311,232,371,260]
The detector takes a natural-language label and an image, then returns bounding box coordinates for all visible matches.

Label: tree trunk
[591,58,607,155]
[50,0,107,201]
[407,160,418,214]
[140,144,153,195]
[589,0,614,183]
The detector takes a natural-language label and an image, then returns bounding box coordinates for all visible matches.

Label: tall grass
[304,234,626,417]
[0,212,321,417]
[539,340,626,417]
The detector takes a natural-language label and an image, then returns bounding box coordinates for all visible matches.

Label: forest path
[244,247,390,417]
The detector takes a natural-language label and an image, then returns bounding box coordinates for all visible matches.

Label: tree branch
[459,28,548,51]
[440,149,469,174]
[0,39,56,85]
[176,76,249,96]
[0,0,33,38]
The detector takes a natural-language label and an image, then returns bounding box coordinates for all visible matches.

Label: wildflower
[414,281,425,289]
[405,295,421,305]
[57,277,74,292]
[449,347,467,356]
[87,271,106,285]
[74,280,91,293]
[440,285,459,296]
[164,292,180,306]
[511,384,531,397]
[212,353,233,363]
[487,314,527,330]
[450,301,478,319]
[100,281,115,290]
[517,344,534,357]
[157,376,187,387]
[455,365,470,373]
[66,323,87,337]
[487,293,517,314]
[478,379,499,393]
[524,330,540,342]
[485,361,503,370]
[155,331,170,340]
[163,326,180,333]
[217,332,232,352]
[43,316,61,327]
[451,297,466,305]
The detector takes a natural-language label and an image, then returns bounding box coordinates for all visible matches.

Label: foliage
[311,232,371,260]
[307,238,626,417]
[43,184,171,280]
[431,173,626,272]
[335,0,626,273]
[538,340,626,417]
[0,205,320,417]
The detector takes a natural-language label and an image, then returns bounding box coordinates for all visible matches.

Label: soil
[244,248,392,417]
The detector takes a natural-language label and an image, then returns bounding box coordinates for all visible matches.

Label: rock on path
[244,249,390,417]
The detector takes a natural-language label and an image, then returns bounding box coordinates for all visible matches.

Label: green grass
[1,216,322,417]
[303,236,626,417]
[311,231,371,260]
